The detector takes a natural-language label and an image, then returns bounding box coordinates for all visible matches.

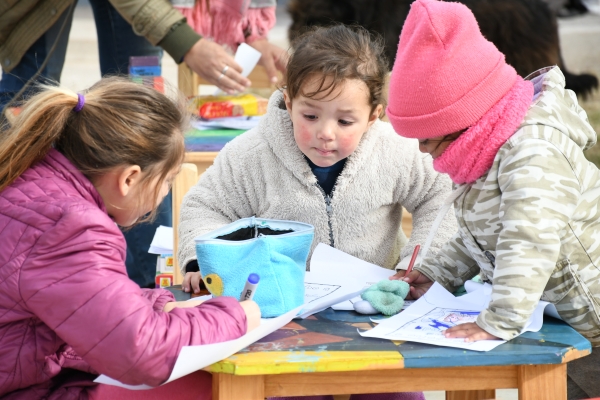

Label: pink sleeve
[21,207,247,387]
[140,288,175,312]
[243,6,276,43]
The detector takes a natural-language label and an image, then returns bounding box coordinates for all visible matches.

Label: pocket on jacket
[541,259,576,303]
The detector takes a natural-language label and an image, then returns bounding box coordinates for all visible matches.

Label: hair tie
[73,93,85,113]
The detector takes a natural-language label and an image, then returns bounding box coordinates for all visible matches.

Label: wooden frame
[178,63,280,97]
[172,163,199,284]
[211,364,567,400]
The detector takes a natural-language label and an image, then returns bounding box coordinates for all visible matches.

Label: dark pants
[0,0,171,288]
[0,2,74,109]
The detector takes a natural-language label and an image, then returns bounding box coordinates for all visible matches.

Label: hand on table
[183,38,250,94]
[182,271,203,294]
[389,270,434,300]
[172,276,261,332]
[443,322,500,342]
[249,39,288,84]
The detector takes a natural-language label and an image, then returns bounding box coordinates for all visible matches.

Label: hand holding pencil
[404,244,421,277]
[389,244,434,299]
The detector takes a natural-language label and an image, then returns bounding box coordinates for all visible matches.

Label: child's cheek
[294,122,313,147]
[336,134,359,155]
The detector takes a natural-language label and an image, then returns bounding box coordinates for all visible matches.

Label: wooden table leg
[517,364,566,400]
[446,390,496,400]
[213,373,265,400]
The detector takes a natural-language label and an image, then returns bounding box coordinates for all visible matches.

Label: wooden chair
[172,163,199,284]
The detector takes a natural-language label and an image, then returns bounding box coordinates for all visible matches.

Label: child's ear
[367,104,384,127]
[117,165,142,197]
[283,89,292,112]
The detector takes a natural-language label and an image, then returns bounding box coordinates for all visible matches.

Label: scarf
[433,77,534,184]
[175,0,275,50]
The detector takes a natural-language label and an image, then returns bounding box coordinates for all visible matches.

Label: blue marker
[239,273,260,301]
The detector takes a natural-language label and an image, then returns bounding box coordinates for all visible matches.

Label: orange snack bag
[190,94,268,119]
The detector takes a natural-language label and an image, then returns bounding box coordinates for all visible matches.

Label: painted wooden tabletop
[166,286,591,375]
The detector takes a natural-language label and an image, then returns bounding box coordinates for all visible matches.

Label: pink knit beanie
[386,0,518,139]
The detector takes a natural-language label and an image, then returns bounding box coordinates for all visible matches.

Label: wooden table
[201,307,590,400]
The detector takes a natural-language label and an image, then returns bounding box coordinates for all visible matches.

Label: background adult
[0,0,286,288]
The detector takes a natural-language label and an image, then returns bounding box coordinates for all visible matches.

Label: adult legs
[88,0,163,75]
[89,0,171,288]
[0,2,75,113]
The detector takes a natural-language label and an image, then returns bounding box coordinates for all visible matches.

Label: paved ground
[11,2,600,399]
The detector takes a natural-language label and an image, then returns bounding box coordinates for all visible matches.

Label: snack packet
[190,93,268,119]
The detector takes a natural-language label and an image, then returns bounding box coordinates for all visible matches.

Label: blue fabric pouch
[194,217,314,317]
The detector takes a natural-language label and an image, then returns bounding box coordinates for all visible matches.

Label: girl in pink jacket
[0,77,260,400]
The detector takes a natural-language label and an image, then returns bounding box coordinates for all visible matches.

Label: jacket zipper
[316,184,335,247]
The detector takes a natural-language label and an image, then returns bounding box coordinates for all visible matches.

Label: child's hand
[239,300,261,332]
[248,39,288,84]
[162,299,205,312]
[389,270,407,280]
[396,270,433,300]
[443,323,500,342]
[183,271,203,294]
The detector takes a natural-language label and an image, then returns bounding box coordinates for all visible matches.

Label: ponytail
[0,88,80,191]
[0,77,188,222]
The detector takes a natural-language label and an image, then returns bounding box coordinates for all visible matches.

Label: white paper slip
[191,116,261,131]
[94,305,302,389]
[234,43,262,78]
[148,226,173,254]
[214,43,262,95]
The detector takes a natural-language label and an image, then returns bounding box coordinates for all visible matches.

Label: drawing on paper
[390,308,480,338]
[304,282,341,304]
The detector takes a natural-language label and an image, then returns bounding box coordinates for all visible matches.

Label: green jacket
[0,0,201,73]
[417,67,600,345]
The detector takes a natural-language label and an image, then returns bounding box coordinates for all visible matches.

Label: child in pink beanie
[388,0,600,397]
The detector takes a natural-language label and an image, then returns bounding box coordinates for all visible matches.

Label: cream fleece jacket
[178,90,457,274]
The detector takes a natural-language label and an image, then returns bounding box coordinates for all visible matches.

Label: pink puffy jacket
[0,149,247,399]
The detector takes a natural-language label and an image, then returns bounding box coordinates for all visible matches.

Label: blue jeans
[0,2,74,110]
[0,0,171,288]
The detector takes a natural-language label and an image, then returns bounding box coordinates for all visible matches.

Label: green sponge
[361,280,410,316]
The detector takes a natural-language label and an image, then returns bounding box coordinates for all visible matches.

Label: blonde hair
[0,77,188,223]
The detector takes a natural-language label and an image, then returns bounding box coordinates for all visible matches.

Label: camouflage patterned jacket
[416,66,600,345]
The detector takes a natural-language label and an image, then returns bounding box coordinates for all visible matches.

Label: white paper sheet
[192,116,261,131]
[299,271,366,318]
[359,282,505,351]
[308,244,396,311]
[148,226,173,254]
[94,305,302,389]
[360,281,561,351]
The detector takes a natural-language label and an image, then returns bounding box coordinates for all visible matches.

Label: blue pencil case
[194,217,314,317]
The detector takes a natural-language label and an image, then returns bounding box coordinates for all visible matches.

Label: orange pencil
[405,244,421,276]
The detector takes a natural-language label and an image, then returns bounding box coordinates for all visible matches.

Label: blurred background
[58,0,600,166]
